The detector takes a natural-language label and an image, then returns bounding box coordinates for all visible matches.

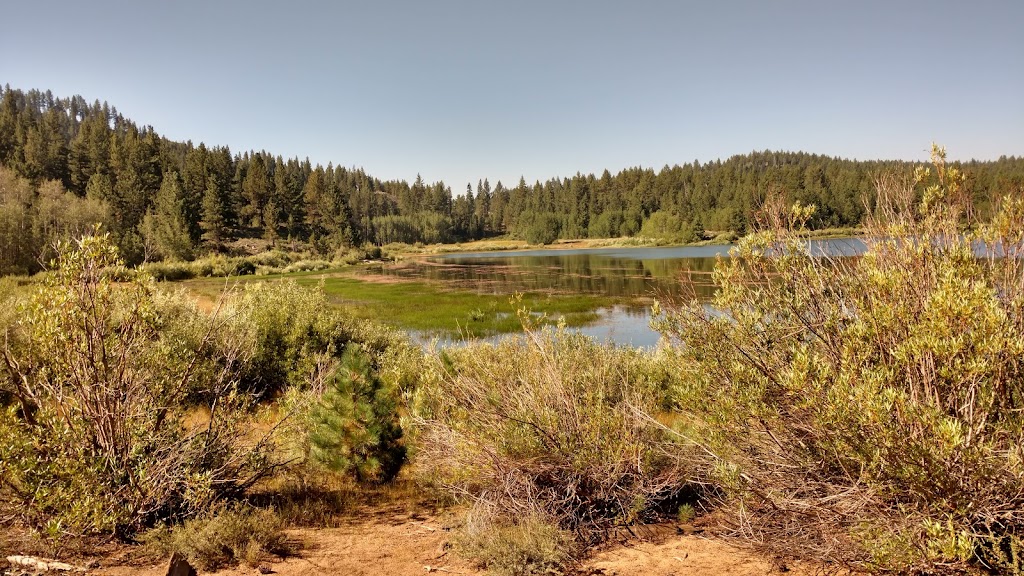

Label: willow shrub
[657,146,1024,573]
[220,279,413,401]
[0,234,275,537]
[412,319,708,562]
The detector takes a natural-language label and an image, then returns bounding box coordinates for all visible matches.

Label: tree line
[2,85,1023,272]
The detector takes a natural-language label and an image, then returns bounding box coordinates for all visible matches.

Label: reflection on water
[373,245,734,301]
[382,239,866,348]
[411,305,663,349]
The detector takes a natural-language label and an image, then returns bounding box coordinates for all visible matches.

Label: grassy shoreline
[378,227,864,259]
[183,267,640,339]
[171,227,862,338]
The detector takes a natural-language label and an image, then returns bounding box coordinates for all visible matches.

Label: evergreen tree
[263,197,280,244]
[141,171,194,261]
[241,153,269,229]
[307,345,405,483]
[200,176,228,247]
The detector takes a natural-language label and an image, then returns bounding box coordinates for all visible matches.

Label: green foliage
[639,210,699,243]
[0,166,111,274]
[3,85,1024,264]
[142,251,331,281]
[307,345,406,483]
[413,326,703,545]
[587,209,625,238]
[0,232,273,536]
[657,146,1024,573]
[142,505,290,570]
[524,213,561,245]
[141,171,195,261]
[226,280,341,399]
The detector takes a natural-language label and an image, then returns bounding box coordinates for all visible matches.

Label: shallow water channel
[371,239,866,348]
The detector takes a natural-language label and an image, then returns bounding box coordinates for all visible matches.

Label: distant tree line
[2,85,1022,272]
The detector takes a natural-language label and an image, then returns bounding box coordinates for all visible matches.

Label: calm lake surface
[376,238,866,348]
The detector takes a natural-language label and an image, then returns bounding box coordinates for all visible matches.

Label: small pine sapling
[308,345,405,483]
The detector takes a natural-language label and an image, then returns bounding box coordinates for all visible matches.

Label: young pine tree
[308,345,405,483]
[141,171,194,261]
[200,176,228,247]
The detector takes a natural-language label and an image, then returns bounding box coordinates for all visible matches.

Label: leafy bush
[281,259,332,274]
[222,280,413,401]
[142,259,197,281]
[657,146,1024,573]
[0,234,275,536]
[307,345,406,483]
[142,505,290,570]
[224,280,341,399]
[639,210,700,243]
[413,322,705,551]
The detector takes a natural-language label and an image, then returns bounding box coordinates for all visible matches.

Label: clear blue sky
[2,0,1021,191]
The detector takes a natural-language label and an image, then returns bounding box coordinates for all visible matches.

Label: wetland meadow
[185,237,867,348]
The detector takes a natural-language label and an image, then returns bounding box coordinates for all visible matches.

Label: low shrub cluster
[0,235,274,536]
[657,146,1024,573]
[455,509,578,576]
[413,322,707,557]
[141,250,326,281]
[142,505,291,570]
[140,243,396,280]
[0,233,413,546]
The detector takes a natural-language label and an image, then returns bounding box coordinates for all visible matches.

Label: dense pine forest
[2,85,1023,273]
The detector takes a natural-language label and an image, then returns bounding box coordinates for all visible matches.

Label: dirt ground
[3,483,820,576]
[74,514,814,576]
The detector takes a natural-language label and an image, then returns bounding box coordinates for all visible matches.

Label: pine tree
[263,197,280,244]
[141,171,194,261]
[242,153,270,229]
[200,176,227,247]
[307,345,405,483]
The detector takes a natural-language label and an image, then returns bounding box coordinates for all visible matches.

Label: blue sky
[2,0,1021,191]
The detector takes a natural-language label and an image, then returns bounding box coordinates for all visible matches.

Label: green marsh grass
[184,267,622,338]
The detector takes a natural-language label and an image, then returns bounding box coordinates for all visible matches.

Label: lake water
[383,238,866,348]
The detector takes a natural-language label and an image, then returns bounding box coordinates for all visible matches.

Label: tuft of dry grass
[455,508,578,576]
[141,505,292,571]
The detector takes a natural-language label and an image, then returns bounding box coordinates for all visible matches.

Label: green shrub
[225,280,341,399]
[281,259,332,274]
[639,210,699,243]
[0,234,275,536]
[657,146,1024,573]
[233,258,256,275]
[413,323,705,549]
[307,345,406,483]
[142,505,290,570]
[142,260,196,281]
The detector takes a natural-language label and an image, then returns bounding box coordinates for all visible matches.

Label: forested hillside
[2,85,1022,272]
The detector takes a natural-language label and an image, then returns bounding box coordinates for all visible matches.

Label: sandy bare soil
[4,484,822,576]
[80,514,817,576]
